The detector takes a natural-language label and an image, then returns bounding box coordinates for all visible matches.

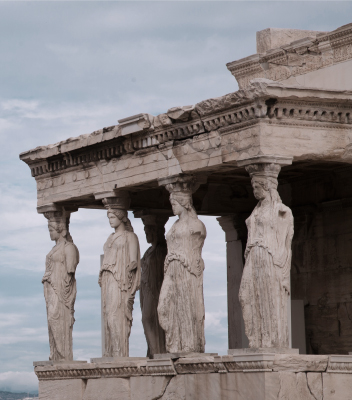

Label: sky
[0,0,351,393]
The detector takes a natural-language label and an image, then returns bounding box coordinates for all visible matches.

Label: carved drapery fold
[157,175,207,353]
[136,211,169,357]
[97,190,141,357]
[237,156,294,349]
[41,206,79,361]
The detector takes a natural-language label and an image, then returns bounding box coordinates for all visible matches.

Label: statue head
[44,211,71,242]
[246,163,281,203]
[106,208,134,232]
[165,177,200,219]
[169,191,194,216]
[141,214,168,245]
[102,192,133,232]
[251,176,278,200]
[144,224,156,244]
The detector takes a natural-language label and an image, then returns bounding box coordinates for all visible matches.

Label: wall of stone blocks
[290,165,352,354]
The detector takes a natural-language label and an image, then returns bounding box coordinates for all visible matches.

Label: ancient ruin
[21,22,352,399]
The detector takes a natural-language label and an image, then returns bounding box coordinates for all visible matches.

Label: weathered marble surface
[39,379,85,400]
[228,23,352,90]
[256,28,326,54]
[157,176,207,353]
[35,354,352,400]
[42,209,79,361]
[99,192,141,357]
[83,378,130,400]
[272,355,328,372]
[239,159,294,349]
[139,213,168,357]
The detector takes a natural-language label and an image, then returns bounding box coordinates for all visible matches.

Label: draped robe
[99,230,141,357]
[239,199,294,348]
[43,240,79,360]
[158,217,206,353]
[140,243,167,356]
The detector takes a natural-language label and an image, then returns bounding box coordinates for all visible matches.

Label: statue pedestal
[228,348,299,355]
[33,360,87,366]
[34,353,352,399]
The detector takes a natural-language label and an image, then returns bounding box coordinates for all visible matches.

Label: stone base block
[228,348,299,355]
[39,379,85,400]
[83,378,130,400]
[154,352,218,359]
[34,354,352,399]
[33,360,87,367]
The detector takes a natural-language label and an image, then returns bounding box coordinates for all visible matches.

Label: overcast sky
[0,1,351,393]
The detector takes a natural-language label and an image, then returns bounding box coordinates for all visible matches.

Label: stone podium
[21,21,352,400]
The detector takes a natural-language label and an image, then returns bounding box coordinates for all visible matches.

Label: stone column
[237,156,294,350]
[217,215,249,349]
[157,175,207,353]
[134,210,170,357]
[94,190,141,357]
[37,204,79,362]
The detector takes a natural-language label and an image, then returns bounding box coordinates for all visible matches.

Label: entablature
[227,23,352,89]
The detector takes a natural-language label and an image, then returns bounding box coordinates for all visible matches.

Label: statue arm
[127,233,140,272]
[275,207,294,293]
[65,244,79,274]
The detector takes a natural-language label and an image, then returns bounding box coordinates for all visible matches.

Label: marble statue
[140,214,168,357]
[239,163,294,348]
[158,178,207,353]
[100,195,141,357]
[43,210,79,361]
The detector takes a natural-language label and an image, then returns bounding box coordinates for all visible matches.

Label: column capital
[238,155,292,184]
[237,155,293,176]
[217,216,239,242]
[37,203,78,215]
[94,190,130,210]
[158,174,207,194]
[217,214,249,242]
[133,210,171,227]
[237,155,292,168]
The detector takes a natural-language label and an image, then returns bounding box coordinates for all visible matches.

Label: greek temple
[20,22,352,399]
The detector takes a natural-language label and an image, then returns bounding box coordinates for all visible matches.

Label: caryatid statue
[99,193,141,357]
[158,176,207,353]
[239,161,294,348]
[43,209,79,361]
[140,214,168,357]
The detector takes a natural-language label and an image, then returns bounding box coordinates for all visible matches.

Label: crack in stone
[306,373,319,400]
[152,377,172,400]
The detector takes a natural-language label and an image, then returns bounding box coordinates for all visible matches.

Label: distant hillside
[0,392,38,400]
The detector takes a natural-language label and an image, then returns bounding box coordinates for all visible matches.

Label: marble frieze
[19,79,352,208]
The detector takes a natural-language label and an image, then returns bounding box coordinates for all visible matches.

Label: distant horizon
[0,0,352,392]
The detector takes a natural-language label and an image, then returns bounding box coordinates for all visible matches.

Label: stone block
[83,378,130,400]
[220,372,280,400]
[154,352,217,359]
[184,373,220,399]
[228,347,298,355]
[118,113,154,136]
[130,376,171,400]
[277,372,316,400]
[307,373,323,400]
[33,360,87,367]
[160,375,186,400]
[39,379,85,400]
[273,355,328,372]
[323,373,352,400]
[256,28,326,54]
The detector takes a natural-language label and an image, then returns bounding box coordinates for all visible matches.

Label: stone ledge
[35,353,348,380]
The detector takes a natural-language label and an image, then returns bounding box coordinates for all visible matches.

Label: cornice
[20,81,352,179]
[34,354,337,381]
[227,23,352,89]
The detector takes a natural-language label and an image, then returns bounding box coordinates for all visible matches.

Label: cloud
[0,371,38,393]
